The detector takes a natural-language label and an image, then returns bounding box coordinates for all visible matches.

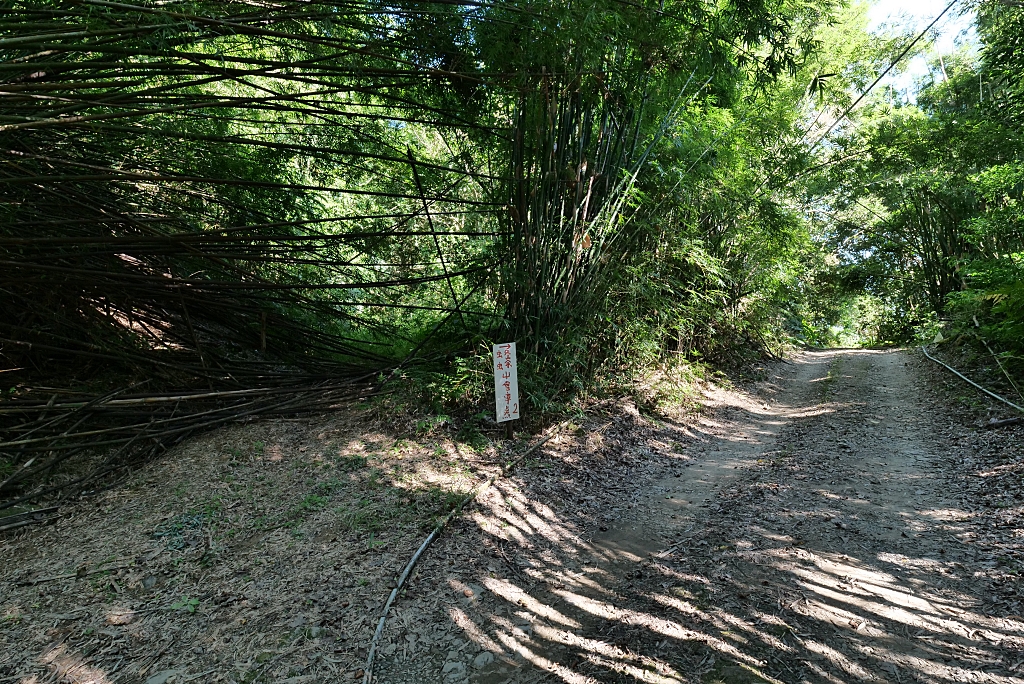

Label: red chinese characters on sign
[493,342,519,423]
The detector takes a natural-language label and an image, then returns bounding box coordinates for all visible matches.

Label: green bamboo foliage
[1,0,512,501]
[2,0,829,502]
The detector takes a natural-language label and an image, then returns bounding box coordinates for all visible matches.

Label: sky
[867,0,978,96]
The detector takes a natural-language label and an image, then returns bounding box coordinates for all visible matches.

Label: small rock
[442,661,466,678]
[107,610,137,625]
[472,651,495,669]
[145,670,179,684]
[142,576,158,590]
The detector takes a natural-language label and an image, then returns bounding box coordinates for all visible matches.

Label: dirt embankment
[2,349,1023,684]
[0,409,498,684]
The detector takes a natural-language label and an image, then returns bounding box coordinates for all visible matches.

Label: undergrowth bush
[946,256,1024,383]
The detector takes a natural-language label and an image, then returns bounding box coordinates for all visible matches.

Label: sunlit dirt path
[373,350,1024,684]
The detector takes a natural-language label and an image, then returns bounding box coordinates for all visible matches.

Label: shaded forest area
[2,0,1023,511]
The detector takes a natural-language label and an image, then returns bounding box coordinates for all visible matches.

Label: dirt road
[374,350,1024,683]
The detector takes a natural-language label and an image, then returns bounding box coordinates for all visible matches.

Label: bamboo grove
[1,0,840,506]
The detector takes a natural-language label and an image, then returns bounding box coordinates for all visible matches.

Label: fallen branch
[0,506,58,526]
[15,561,133,586]
[986,417,1022,429]
[362,419,571,684]
[0,506,61,533]
[920,346,1024,414]
[653,524,696,558]
[0,516,58,534]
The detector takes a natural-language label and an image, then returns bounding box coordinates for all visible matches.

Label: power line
[805,0,960,154]
[742,0,961,206]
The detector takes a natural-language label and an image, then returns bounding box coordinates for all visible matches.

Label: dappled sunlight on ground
[373,349,1024,684]
[448,474,1024,683]
[36,643,113,684]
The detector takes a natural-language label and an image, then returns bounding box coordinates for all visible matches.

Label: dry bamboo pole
[408,149,468,331]
[921,346,1024,414]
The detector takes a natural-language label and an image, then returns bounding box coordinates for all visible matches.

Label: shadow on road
[411,350,1024,684]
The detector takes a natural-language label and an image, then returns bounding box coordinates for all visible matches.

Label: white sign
[493,342,519,423]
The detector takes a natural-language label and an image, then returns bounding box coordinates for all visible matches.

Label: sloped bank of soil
[0,408,501,683]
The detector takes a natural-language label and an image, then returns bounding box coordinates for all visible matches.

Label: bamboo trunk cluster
[1,0,665,506]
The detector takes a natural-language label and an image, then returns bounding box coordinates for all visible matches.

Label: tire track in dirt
[372,350,1024,684]
[670,348,1024,684]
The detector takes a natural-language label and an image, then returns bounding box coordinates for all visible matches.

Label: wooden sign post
[493,342,519,436]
